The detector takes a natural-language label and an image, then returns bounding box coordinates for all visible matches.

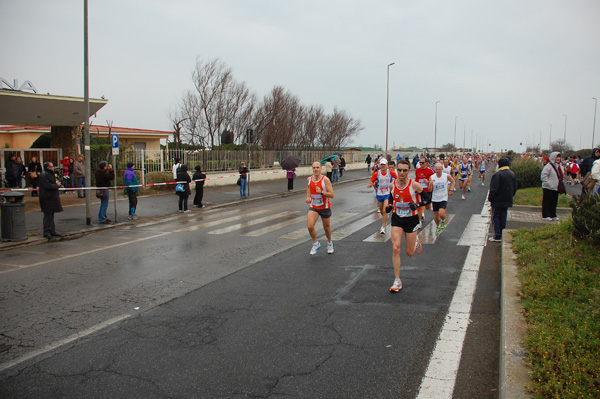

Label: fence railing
[107,149,365,176]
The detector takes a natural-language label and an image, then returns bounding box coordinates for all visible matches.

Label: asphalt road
[0,173,500,398]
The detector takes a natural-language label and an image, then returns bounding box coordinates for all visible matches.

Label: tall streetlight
[434,100,440,154]
[563,114,567,145]
[385,62,395,156]
[593,97,597,149]
[549,123,552,150]
[453,116,457,150]
[83,0,92,225]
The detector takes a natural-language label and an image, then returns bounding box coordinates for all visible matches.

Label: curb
[499,230,531,398]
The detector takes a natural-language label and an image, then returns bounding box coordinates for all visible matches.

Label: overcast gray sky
[3,0,600,153]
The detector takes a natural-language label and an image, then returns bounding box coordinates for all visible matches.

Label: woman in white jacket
[540,152,565,221]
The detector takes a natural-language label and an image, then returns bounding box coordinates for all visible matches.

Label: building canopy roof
[0,90,108,126]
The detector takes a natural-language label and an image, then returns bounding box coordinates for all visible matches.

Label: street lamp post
[385,62,395,156]
[549,123,552,150]
[453,116,457,150]
[563,114,567,145]
[593,97,598,149]
[434,100,440,155]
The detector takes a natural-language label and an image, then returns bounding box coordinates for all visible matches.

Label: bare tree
[550,139,573,154]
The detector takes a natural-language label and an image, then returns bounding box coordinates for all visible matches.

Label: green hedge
[511,158,543,189]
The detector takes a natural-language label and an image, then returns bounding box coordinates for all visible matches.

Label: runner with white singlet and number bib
[478,155,488,186]
[367,158,397,234]
[428,162,456,234]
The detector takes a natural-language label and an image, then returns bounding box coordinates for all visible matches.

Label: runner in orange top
[386,159,431,292]
[306,162,335,255]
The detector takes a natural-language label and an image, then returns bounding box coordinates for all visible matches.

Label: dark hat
[498,158,510,168]
[127,162,135,168]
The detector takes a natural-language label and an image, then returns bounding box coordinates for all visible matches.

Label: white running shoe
[390,279,402,293]
[327,242,334,254]
[310,241,321,255]
[462,194,465,200]
[417,222,422,229]
[482,182,484,186]
[379,226,386,235]
[184,209,192,213]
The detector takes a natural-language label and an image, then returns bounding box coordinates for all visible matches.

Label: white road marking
[243,214,306,237]
[416,202,491,399]
[0,232,171,272]
[208,211,298,235]
[174,209,270,232]
[0,313,132,373]
[279,212,359,240]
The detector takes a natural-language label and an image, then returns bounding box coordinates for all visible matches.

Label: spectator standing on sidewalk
[339,155,346,178]
[15,156,27,188]
[487,158,517,242]
[331,157,340,182]
[74,154,86,198]
[325,159,333,181]
[172,158,182,181]
[365,154,372,172]
[27,156,42,197]
[239,162,249,199]
[124,162,139,220]
[38,161,63,239]
[541,152,565,221]
[95,161,114,224]
[176,164,191,213]
[5,153,19,188]
[591,157,600,195]
[286,168,296,191]
[580,148,600,177]
[193,165,206,207]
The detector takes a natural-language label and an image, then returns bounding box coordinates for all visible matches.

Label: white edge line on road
[416,202,491,399]
[0,313,132,373]
[1,232,172,272]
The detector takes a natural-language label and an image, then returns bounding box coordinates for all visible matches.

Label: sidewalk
[0,167,371,251]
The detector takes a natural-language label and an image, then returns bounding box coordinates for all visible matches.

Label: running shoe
[481,182,485,186]
[462,194,465,200]
[379,226,386,235]
[184,210,192,213]
[489,237,502,242]
[310,241,321,255]
[327,242,334,254]
[435,225,443,235]
[440,221,446,230]
[414,237,422,254]
[552,217,560,221]
[467,187,471,192]
[542,217,553,221]
[390,279,402,293]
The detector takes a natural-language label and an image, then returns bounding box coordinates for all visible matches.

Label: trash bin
[1,191,27,242]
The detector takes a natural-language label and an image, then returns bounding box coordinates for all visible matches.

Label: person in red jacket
[414,156,434,228]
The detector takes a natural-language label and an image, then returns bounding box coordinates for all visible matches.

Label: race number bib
[395,202,411,217]
[378,185,390,195]
[311,194,324,207]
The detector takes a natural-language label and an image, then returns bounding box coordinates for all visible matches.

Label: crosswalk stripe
[418,214,455,245]
[243,214,306,237]
[208,211,299,235]
[174,209,270,232]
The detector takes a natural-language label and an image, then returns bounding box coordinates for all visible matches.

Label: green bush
[145,171,175,191]
[570,193,600,247]
[511,157,543,189]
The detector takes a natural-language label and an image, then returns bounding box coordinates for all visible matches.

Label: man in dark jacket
[487,158,517,242]
[580,147,600,177]
[95,161,114,224]
[38,162,63,239]
[5,153,20,188]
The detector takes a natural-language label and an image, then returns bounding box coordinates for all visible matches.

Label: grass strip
[513,187,572,207]
[512,222,600,398]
